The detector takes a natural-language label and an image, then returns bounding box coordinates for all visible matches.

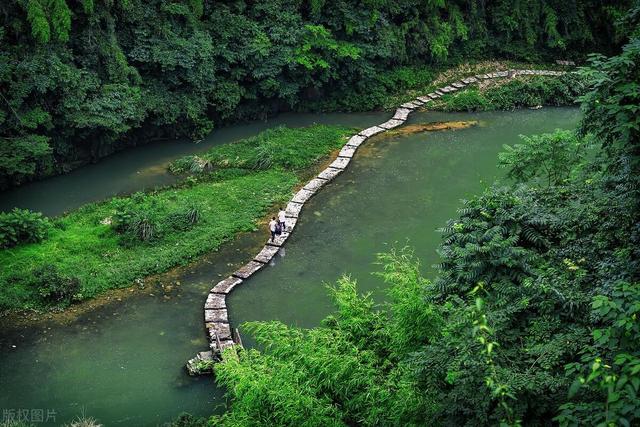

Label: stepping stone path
[187,68,569,372]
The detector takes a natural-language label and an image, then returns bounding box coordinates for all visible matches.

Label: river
[0,108,580,426]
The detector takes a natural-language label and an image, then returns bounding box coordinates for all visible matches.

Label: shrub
[0,208,50,248]
[111,196,162,244]
[166,206,200,232]
[32,264,80,306]
[440,89,490,112]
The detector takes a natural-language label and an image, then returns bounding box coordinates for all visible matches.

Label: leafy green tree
[556,282,640,426]
[499,130,588,187]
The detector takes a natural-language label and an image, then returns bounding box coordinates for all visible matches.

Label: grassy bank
[427,71,587,112]
[0,125,352,312]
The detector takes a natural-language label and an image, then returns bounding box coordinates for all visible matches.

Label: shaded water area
[0,108,580,426]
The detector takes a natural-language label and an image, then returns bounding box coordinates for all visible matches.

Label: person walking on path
[278,208,286,232]
[269,217,278,242]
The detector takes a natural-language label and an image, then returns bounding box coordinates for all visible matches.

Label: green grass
[0,125,353,312]
[170,125,350,173]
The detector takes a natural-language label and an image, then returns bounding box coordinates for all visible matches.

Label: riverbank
[0,125,354,313]
[425,69,586,112]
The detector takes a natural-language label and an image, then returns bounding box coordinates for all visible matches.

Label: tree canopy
[0,0,632,188]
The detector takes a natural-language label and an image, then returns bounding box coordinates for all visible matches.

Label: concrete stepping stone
[329,157,350,170]
[462,77,477,84]
[400,101,420,109]
[211,339,235,353]
[416,96,431,103]
[359,126,385,137]
[292,188,316,204]
[379,119,405,130]
[186,351,214,375]
[267,231,290,247]
[427,93,439,99]
[346,135,367,148]
[304,178,327,192]
[205,293,226,310]
[205,309,228,323]
[254,245,279,263]
[496,71,509,77]
[211,276,242,294]
[317,167,342,181]
[284,216,297,232]
[452,82,465,88]
[207,322,232,340]
[285,201,304,217]
[393,108,411,121]
[339,145,357,158]
[232,260,264,279]
[435,89,445,96]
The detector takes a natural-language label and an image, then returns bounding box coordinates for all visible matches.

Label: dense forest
[0,0,632,189]
[206,14,640,427]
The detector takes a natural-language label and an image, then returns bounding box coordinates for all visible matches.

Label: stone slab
[284,216,297,232]
[207,322,232,340]
[392,108,411,121]
[462,77,477,84]
[211,276,242,294]
[254,245,280,263]
[359,126,385,138]
[427,93,439,99]
[329,157,351,170]
[452,82,465,88]
[379,119,404,130]
[292,188,316,204]
[435,89,444,96]
[416,96,431,103]
[205,309,228,323]
[346,135,367,148]
[338,145,357,158]
[205,293,226,310]
[496,70,509,77]
[267,231,290,247]
[232,260,264,279]
[317,167,342,181]
[210,339,235,353]
[304,178,327,192]
[400,101,420,109]
[285,201,304,217]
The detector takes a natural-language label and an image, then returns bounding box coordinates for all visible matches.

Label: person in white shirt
[278,208,286,232]
[269,217,277,242]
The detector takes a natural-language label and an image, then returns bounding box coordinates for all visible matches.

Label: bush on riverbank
[0,126,351,312]
[431,73,588,112]
[0,208,51,248]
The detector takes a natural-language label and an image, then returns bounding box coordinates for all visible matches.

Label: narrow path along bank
[189,69,567,372]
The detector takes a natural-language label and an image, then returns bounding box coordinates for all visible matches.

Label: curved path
[187,68,566,372]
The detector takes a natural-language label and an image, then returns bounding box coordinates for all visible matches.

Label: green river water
[0,108,580,426]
